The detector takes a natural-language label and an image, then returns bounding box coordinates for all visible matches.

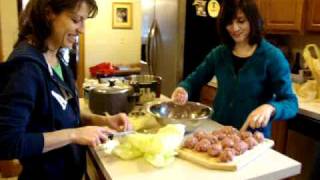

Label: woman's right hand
[171,87,188,105]
[70,126,115,147]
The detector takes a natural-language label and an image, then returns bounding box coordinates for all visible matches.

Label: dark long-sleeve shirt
[0,42,85,180]
[179,39,298,137]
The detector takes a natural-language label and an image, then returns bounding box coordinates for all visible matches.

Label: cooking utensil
[107,130,136,140]
[146,101,213,133]
[126,75,162,104]
[89,81,139,115]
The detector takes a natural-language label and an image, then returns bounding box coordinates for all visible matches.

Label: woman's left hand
[106,113,132,131]
[241,104,275,131]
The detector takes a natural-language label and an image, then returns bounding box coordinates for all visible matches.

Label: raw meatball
[207,134,219,144]
[240,131,253,140]
[183,136,199,149]
[220,126,238,135]
[253,131,265,143]
[244,137,258,149]
[224,147,236,155]
[194,139,211,152]
[221,138,234,148]
[229,134,241,143]
[193,130,208,140]
[216,133,227,141]
[234,140,249,155]
[207,143,223,157]
[219,149,234,162]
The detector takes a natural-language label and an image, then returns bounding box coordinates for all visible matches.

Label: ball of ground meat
[216,133,227,141]
[193,130,208,140]
[253,131,265,143]
[221,137,234,148]
[219,149,234,162]
[194,138,211,152]
[207,143,223,157]
[234,140,249,155]
[207,134,219,144]
[183,136,199,149]
[244,137,258,149]
[220,126,239,135]
[240,131,253,140]
[229,134,241,143]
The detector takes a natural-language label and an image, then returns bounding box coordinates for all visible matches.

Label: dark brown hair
[217,0,263,48]
[14,0,98,52]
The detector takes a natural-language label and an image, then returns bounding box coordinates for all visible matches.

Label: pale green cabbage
[112,124,185,167]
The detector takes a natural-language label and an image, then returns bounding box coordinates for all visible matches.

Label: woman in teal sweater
[172,0,298,138]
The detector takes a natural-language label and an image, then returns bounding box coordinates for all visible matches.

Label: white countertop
[89,119,301,180]
[298,101,320,120]
[80,98,301,180]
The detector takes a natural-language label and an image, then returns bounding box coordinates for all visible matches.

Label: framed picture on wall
[112,2,133,29]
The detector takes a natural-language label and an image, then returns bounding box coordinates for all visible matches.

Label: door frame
[77,34,85,97]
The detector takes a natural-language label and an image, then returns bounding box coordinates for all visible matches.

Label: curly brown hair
[14,0,98,52]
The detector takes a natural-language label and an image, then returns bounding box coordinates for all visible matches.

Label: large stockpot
[126,75,162,104]
[89,82,138,115]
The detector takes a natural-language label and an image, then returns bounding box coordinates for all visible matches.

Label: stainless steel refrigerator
[141,0,221,99]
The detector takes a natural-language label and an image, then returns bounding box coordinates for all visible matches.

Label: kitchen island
[80,99,301,180]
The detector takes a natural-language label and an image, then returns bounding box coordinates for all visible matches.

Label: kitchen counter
[80,99,301,180]
[298,100,320,120]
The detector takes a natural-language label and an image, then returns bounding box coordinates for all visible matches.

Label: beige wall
[85,0,141,77]
[0,0,19,60]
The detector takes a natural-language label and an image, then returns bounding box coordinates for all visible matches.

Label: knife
[107,130,135,140]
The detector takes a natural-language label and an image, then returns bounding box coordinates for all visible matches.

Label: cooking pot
[126,75,162,104]
[89,81,139,115]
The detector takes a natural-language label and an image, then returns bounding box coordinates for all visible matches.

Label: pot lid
[93,84,132,94]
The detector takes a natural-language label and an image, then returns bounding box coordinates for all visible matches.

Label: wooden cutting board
[178,139,274,171]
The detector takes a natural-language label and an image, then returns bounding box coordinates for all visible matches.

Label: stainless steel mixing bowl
[146,101,213,132]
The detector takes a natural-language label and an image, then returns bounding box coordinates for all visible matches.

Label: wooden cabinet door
[260,0,304,33]
[305,0,320,32]
[255,0,263,16]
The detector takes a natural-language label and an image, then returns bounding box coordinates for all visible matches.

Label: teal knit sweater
[179,39,298,137]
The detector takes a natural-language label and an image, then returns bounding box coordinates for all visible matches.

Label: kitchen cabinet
[305,0,320,32]
[257,0,320,33]
[258,0,304,33]
[286,112,320,180]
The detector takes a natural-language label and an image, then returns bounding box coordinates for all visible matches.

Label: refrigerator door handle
[145,27,151,74]
[146,20,157,75]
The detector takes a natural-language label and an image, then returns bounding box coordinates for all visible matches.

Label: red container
[89,62,116,77]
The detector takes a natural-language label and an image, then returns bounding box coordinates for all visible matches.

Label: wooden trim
[0,6,3,62]
[77,34,85,97]
[271,121,288,154]
[0,160,22,178]
[17,0,23,15]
